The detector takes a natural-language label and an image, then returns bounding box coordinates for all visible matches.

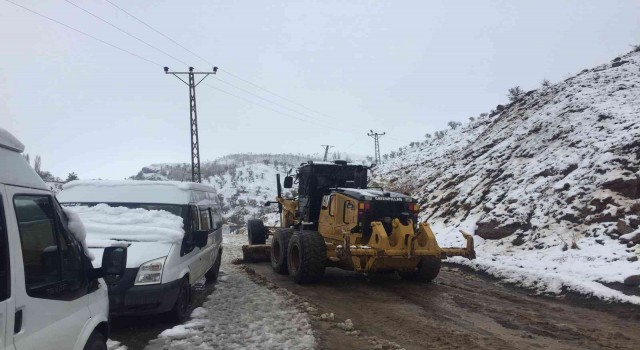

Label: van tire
[83,330,107,350]
[398,256,441,282]
[271,228,293,274]
[170,277,191,322]
[247,219,266,245]
[205,249,222,282]
[287,231,326,284]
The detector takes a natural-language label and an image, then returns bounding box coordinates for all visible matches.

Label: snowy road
[109,232,315,350]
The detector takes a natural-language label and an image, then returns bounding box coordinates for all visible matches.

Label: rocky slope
[374,48,640,303]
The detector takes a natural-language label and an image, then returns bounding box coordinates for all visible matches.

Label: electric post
[164,66,217,183]
[367,130,385,165]
[321,145,334,161]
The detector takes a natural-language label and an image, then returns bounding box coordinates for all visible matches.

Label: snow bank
[433,220,640,304]
[65,204,184,243]
[63,208,95,261]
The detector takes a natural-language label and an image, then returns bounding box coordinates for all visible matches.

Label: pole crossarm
[164,66,218,183]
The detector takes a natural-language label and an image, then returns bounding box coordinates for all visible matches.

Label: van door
[0,190,15,350]
[6,187,90,350]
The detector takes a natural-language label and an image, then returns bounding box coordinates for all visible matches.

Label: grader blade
[242,244,271,263]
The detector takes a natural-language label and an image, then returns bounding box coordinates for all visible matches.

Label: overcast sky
[1,0,639,180]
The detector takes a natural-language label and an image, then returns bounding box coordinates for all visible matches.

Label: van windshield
[60,202,184,218]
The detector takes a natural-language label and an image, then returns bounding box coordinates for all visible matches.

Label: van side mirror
[95,246,127,281]
[283,176,293,189]
[193,230,209,248]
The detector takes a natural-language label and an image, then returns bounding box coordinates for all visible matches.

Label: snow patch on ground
[107,339,128,350]
[146,232,315,350]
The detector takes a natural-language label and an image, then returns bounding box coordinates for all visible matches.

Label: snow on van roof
[65,204,185,244]
[63,179,216,192]
[0,128,25,152]
[58,180,218,205]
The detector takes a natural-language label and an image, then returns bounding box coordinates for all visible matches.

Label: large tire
[271,228,293,274]
[287,231,326,284]
[170,276,191,322]
[398,256,441,283]
[247,219,266,245]
[205,248,222,282]
[83,330,107,350]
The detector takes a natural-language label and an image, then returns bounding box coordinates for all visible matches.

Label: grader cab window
[343,201,354,224]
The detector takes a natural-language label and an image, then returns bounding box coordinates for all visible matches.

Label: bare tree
[479,113,488,118]
[469,116,475,122]
[447,121,462,130]
[34,155,42,175]
[507,86,524,102]
[632,44,640,52]
[424,133,431,139]
[541,79,551,87]
[22,153,30,165]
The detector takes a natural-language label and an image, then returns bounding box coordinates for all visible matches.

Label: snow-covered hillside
[131,153,319,225]
[374,49,640,302]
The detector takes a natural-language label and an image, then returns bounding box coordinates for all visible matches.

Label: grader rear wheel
[271,228,293,274]
[398,256,441,283]
[287,231,326,284]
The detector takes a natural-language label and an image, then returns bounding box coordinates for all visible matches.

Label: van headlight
[135,257,166,285]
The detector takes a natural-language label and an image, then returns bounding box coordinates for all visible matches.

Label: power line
[103,0,350,125]
[104,0,212,66]
[63,0,189,67]
[5,0,365,142]
[200,82,351,135]
[212,76,329,125]
[2,0,163,67]
[72,0,351,130]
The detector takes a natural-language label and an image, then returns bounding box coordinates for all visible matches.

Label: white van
[57,180,223,321]
[0,128,127,350]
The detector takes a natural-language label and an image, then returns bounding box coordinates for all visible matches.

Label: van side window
[182,205,199,255]
[0,195,9,302]
[190,206,200,231]
[211,204,222,230]
[14,195,84,300]
[200,208,211,231]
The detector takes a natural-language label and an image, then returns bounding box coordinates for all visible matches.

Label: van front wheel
[170,277,191,322]
[83,330,107,350]
[205,249,222,282]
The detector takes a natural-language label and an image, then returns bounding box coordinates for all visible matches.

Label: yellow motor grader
[245,160,475,284]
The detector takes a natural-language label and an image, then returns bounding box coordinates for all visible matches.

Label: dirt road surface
[243,262,640,350]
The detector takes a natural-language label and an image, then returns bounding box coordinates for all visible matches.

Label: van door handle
[14,309,23,334]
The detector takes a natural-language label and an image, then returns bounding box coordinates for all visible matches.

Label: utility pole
[321,145,334,161]
[367,130,385,165]
[164,66,217,183]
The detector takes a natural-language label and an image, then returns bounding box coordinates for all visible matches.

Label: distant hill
[131,153,318,225]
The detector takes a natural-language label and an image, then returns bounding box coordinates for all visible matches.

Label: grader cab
[244,160,475,284]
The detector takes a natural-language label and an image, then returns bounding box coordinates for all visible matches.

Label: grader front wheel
[247,219,267,245]
[398,256,441,283]
[287,231,326,284]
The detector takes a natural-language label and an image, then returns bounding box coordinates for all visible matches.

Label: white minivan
[0,128,127,350]
[57,180,223,321]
